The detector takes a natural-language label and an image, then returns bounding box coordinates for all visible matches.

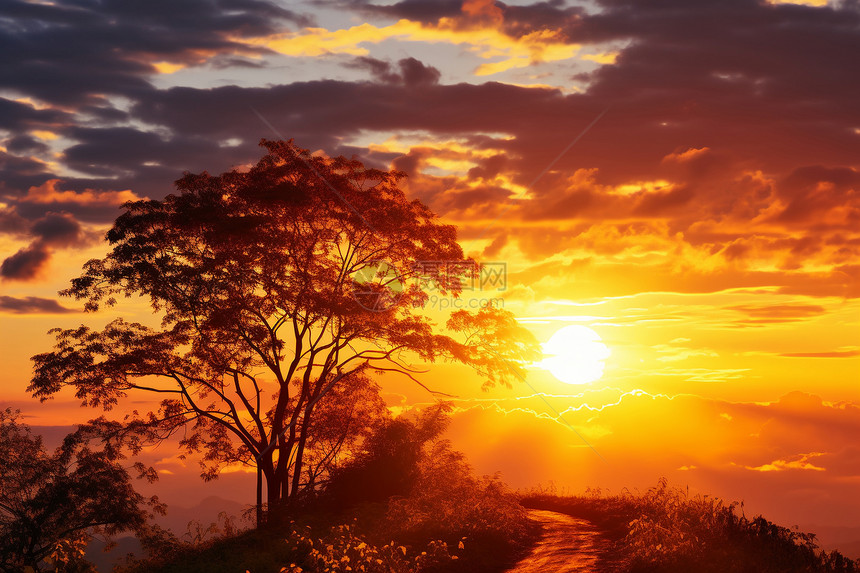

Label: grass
[118,506,537,573]
[520,478,859,573]
[119,471,538,573]
[118,414,540,573]
[119,477,859,572]
[120,527,298,573]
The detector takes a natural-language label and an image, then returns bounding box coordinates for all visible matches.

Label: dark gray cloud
[0,244,50,280]
[4,134,49,155]
[30,212,84,246]
[333,0,584,38]
[399,57,441,87]
[0,207,28,235]
[128,80,571,171]
[0,97,73,133]
[0,150,53,197]
[0,0,312,107]
[346,57,404,84]
[4,0,857,205]
[2,199,102,281]
[0,0,856,296]
[333,0,463,23]
[346,56,441,86]
[61,127,230,178]
[0,295,76,314]
[10,179,142,224]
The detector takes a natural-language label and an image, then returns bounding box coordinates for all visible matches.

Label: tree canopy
[0,409,151,572]
[30,139,539,525]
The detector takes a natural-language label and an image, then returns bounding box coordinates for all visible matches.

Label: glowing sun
[541,325,611,385]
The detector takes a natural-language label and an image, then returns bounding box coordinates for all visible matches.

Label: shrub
[384,440,528,543]
[280,522,456,573]
[522,478,858,573]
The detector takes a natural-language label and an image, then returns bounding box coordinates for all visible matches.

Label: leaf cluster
[0,409,153,572]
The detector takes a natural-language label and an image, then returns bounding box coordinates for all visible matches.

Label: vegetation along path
[506,509,612,573]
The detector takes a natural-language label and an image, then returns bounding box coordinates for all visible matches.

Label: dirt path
[505,509,612,573]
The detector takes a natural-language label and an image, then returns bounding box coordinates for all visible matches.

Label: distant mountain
[154,495,250,537]
[804,524,860,561]
[84,495,251,572]
[85,536,143,572]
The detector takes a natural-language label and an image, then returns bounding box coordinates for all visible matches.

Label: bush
[384,441,528,543]
[323,404,529,545]
[521,478,858,573]
[320,404,535,572]
[0,409,150,572]
[128,404,535,573]
[280,522,457,573]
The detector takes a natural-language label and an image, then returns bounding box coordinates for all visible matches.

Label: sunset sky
[1,0,859,551]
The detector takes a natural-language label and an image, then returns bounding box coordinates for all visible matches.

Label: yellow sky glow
[248,19,585,76]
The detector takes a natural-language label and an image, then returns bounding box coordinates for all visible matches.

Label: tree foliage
[0,409,151,573]
[295,373,389,498]
[323,403,452,509]
[29,139,539,525]
[324,403,528,542]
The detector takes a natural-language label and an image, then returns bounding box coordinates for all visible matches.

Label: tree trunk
[256,465,263,528]
[289,409,313,503]
[257,453,280,528]
[279,418,301,493]
[266,472,283,527]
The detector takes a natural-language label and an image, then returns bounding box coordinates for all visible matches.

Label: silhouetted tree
[0,409,151,572]
[324,403,529,546]
[297,373,389,498]
[30,140,539,527]
[324,403,451,509]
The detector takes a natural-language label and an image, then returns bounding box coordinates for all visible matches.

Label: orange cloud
[767,0,828,5]
[462,0,504,23]
[781,349,860,358]
[742,452,827,472]
[581,51,619,65]
[152,61,186,74]
[662,147,712,163]
[22,179,140,207]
